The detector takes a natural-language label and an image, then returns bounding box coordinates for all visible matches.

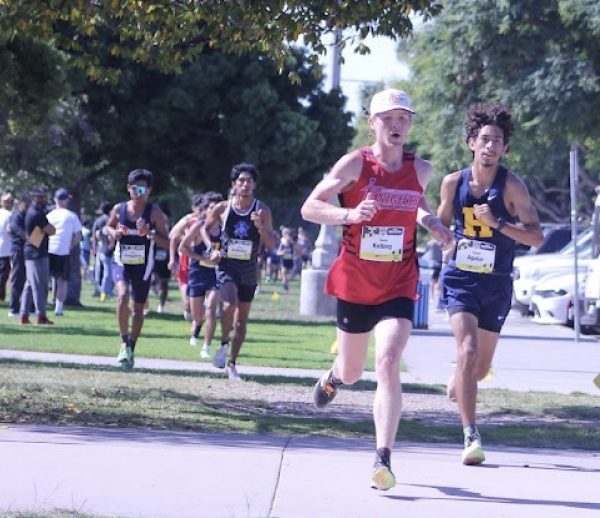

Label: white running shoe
[157,304,164,314]
[213,342,228,369]
[226,362,242,381]
[189,336,199,347]
[200,344,211,359]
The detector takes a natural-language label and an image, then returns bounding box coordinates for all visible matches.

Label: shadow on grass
[0,325,188,340]
[1,325,117,338]
[7,407,600,453]
[0,357,444,395]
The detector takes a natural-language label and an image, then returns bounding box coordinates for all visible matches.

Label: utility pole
[570,145,581,342]
[299,29,342,317]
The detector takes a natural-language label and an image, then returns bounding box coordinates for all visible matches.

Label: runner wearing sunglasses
[105,169,170,370]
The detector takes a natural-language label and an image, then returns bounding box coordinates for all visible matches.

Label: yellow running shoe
[462,434,485,465]
[371,461,396,491]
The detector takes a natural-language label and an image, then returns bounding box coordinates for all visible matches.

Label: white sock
[55,301,64,313]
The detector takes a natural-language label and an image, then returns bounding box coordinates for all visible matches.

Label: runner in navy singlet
[105,169,170,371]
[179,191,225,358]
[201,163,275,381]
[438,103,543,465]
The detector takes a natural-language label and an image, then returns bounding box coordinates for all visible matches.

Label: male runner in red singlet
[169,193,204,321]
[302,89,453,491]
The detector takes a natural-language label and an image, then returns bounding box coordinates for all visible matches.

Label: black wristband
[496,218,507,231]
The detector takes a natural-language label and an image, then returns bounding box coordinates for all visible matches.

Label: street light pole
[570,145,581,342]
[299,29,342,317]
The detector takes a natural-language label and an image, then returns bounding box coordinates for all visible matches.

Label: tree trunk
[66,243,82,306]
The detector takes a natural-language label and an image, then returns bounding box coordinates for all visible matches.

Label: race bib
[154,249,168,261]
[226,239,253,260]
[359,226,404,262]
[455,238,496,273]
[121,244,146,265]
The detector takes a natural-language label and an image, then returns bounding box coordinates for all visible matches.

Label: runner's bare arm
[301,150,367,225]
[178,219,205,261]
[252,203,275,251]
[437,172,460,227]
[415,158,453,249]
[150,206,170,250]
[492,172,543,247]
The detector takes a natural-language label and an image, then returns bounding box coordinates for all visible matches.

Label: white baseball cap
[369,88,415,116]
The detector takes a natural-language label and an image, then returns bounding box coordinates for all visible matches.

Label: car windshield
[560,227,592,255]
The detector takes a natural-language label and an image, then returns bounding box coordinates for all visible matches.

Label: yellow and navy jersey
[452,167,516,275]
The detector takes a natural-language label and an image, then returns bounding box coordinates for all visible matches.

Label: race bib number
[154,249,168,261]
[121,244,146,265]
[455,238,496,273]
[359,226,404,262]
[227,239,253,260]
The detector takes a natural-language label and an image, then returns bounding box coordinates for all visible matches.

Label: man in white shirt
[0,192,14,301]
[47,188,82,316]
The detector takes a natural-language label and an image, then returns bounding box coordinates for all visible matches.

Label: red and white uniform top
[325,147,422,305]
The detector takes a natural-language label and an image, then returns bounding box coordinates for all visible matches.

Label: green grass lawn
[1,275,599,454]
[0,276,363,370]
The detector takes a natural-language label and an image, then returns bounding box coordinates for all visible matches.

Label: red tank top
[325,147,422,304]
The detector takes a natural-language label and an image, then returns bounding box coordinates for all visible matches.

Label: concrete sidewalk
[1,424,598,518]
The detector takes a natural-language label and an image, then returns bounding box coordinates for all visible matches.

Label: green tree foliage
[0,34,69,134]
[80,48,354,202]
[0,1,441,81]
[404,0,600,221]
[0,46,354,223]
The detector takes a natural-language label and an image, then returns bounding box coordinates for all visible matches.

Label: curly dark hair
[464,103,514,146]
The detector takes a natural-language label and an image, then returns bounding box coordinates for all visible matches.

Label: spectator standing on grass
[80,219,93,282]
[152,206,171,314]
[301,89,453,491]
[276,226,300,292]
[437,103,543,465]
[8,195,32,317]
[201,163,275,381]
[20,185,56,325]
[91,201,115,301]
[297,226,313,270]
[0,191,14,301]
[47,188,82,317]
[105,169,170,371]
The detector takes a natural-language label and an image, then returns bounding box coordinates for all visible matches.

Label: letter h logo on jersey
[462,207,493,238]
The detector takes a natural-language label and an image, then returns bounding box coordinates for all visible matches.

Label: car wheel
[566,303,574,328]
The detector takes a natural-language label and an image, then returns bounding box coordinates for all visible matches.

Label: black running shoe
[313,370,342,408]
